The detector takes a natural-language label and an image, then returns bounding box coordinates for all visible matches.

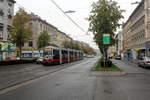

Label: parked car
[115,56,121,60]
[86,55,94,58]
[109,56,113,59]
[138,57,150,68]
[36,57,44,64]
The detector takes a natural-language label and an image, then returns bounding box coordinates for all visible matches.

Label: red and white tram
[42,46,83,66]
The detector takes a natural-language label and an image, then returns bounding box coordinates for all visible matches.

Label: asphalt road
[0,58,91,90]
[1,58,150,100]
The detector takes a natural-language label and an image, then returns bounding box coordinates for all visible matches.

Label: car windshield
[144,57,150,61]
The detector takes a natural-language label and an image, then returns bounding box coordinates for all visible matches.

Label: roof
[30,13,72,40]
[30,14,57,30]
[57,29,73,40]
[9,0,16,3]
[123,0,144,28]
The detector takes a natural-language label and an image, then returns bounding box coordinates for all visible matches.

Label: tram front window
[44,51,53,59]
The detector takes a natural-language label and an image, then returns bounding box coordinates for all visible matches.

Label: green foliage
[62,41,79,50]
[11,8,32,46]
[94,58,121,71]
[95,63,121,71]
[10,8,32,59]
[62,40,96,55]
[80,45,96,55]
[37,30,50,49]
[89,0,124,53]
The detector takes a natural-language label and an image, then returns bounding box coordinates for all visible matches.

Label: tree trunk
[103,46,108,67]
[19,45,22,61]
[19,39,22,62]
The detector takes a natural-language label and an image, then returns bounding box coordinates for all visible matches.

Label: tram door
[69,51,74,62]
[53,49,60,64]
[75,51,78,61]
[62,50,68,63]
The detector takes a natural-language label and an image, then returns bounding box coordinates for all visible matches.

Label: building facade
[0,0,16,60]
[0,0,15,42]
[108,46,116,58]
[56,30,72,47]
[115,31,123,57]
[123,0,150,60]
[22,13,72,58]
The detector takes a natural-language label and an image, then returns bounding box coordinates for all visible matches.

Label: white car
[36,57,44,64]
[138,57,150,68]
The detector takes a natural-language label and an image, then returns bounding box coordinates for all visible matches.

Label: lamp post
[64,10,76,14]
[131,1,140,5]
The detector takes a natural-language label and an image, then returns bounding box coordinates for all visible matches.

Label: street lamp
[64,10,90,36]
[64,10,76,14]
[131,1,140,5]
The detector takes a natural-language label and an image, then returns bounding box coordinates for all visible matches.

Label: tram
[42,46,83,66]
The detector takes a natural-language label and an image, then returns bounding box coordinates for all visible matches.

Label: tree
[37,30,50,56]
[62,41,72,49]
[62,41,80,50]
[11,8,32,59]
[89,0,123,65]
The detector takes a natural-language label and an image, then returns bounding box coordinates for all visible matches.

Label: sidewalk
[94,59,150,100]
[111,59,147,74]
[123,59,138,64]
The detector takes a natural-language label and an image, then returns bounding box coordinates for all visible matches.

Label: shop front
[146,41,150,57]
[0,42,16,61]
[137,48,145,59]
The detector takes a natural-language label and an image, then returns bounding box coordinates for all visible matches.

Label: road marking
[0,74,49,95]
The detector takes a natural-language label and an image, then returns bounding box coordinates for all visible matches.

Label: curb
[91,71,126,77]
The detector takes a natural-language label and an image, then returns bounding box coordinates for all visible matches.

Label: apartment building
[56,30,72,47]
[0,0,15,41]
[22,13,72,58]
[115,31,123,57]
[123,0,150,60]
[0,0,15,60]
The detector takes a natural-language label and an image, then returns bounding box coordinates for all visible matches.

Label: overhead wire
[49,0,88,34]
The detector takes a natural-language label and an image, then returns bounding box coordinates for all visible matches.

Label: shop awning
[135,47,145,51]
[0,42,5,46]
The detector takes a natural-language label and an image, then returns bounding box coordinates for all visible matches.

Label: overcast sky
[14,0,141,49]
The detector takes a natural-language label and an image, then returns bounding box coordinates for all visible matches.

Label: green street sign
[103,34,110,44]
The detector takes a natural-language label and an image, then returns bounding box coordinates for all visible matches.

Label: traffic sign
[103,34,110,44]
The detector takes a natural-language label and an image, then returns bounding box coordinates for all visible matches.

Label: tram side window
[53,50,60,59]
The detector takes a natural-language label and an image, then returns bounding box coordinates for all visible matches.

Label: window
[0,44,1,51]
[8,8,12,19]
[0,26,3,38]
[17,42,24,47]
[21,42,24,47]
[29,41,33,47]
[0,9,4,16]
[8,2,12,7]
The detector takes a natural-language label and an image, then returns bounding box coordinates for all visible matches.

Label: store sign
[2,43,16,51]
[103,34,111,44]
